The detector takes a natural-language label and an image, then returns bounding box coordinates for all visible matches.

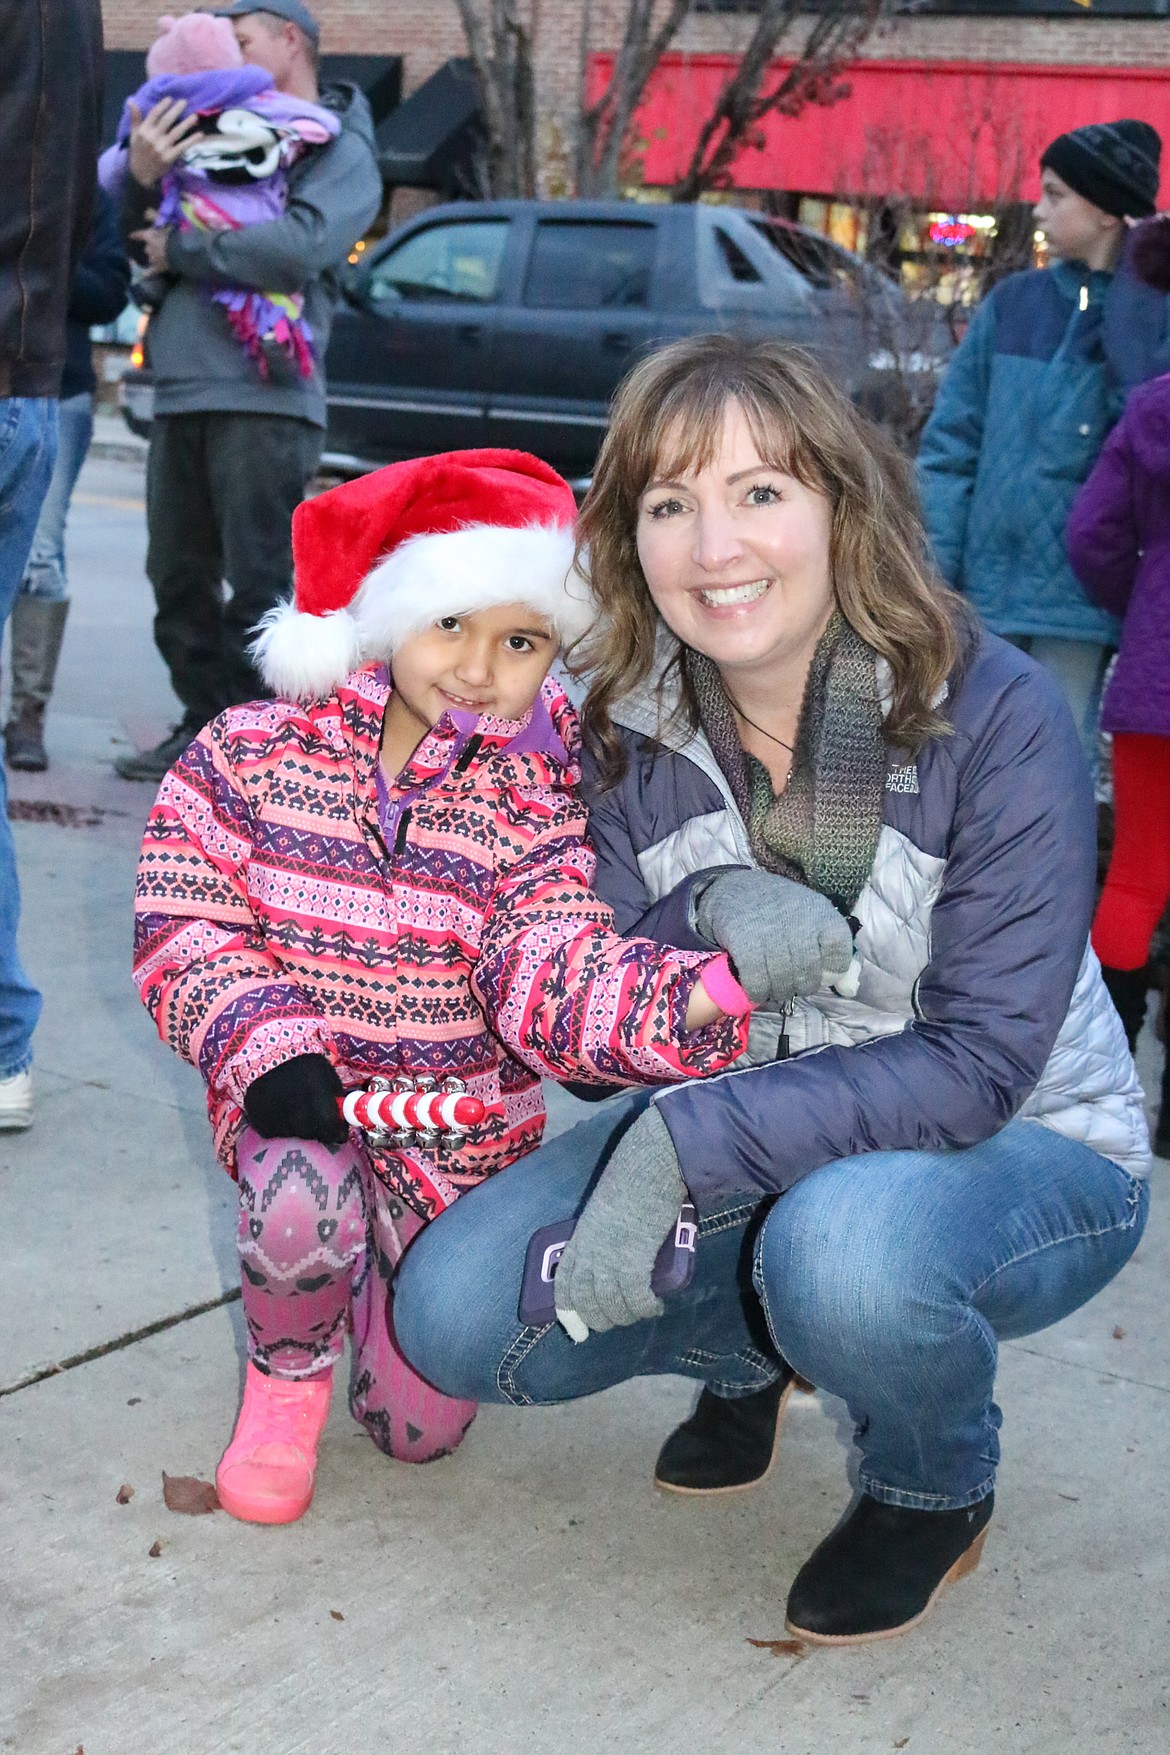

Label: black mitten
[242,1053,349,1145]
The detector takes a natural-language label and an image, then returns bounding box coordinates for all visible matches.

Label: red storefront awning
[592,54,1170,208]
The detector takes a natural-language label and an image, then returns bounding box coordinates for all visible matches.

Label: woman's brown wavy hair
[570,334,972,787]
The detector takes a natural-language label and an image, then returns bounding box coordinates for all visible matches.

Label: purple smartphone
[518,1203,699,1327]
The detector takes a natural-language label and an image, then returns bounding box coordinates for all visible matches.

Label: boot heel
[949,1524,988,1582]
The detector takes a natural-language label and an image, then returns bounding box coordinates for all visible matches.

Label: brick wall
[100,2,1170,184]
[100,3,1170,79]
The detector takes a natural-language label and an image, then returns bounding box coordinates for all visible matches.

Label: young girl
[100,11,340,378]
[1067,213,1170,1151]
[132,448,777,1526]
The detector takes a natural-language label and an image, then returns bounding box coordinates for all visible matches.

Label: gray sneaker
[114,719,203,783]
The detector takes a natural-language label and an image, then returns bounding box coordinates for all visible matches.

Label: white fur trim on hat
[252,522,591,701]
[351,522,590,660]
[251,601,363,700]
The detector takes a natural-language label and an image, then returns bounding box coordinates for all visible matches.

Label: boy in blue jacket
[917,120,1168,766]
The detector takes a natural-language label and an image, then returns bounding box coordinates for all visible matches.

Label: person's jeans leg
[209,413,323,706]
[1025,637,1110,777]
[0,398,55,1077]
[394,1092,778,1407]
[145,414,227,728]
[0,398,58,625]
[21,391,94,602]
[753,1120,1148,1510]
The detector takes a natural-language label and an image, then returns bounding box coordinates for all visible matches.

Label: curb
[90,412,148,467]
[89,437,148,465]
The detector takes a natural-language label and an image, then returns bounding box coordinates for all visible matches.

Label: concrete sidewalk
[1,455,1167,1754]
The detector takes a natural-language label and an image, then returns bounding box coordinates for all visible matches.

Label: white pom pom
[250,600,363,701]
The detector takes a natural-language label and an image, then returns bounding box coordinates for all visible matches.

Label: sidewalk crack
[1004,1336,1170,1395]
[0,1288,241,1398]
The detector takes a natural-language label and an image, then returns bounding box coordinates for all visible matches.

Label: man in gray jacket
[116,1,382,781]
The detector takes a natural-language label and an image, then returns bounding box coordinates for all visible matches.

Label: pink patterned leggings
[235,1128,477,1464]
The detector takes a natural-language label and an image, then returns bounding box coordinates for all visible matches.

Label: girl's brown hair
[570,334,972,786]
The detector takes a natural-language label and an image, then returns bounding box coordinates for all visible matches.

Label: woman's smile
[694,578,773,611]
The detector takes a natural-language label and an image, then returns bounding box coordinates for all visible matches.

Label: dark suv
[120,199,949,479]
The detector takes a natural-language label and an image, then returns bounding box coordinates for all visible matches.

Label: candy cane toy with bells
[341,1075,503,1151]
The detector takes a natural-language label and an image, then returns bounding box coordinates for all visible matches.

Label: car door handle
[602,330,633,352]
[457,323,482,344]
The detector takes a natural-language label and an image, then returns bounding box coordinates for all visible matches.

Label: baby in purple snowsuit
[99,12,340,379]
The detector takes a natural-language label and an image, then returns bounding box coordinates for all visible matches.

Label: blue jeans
[0,398,56,1076]
[20,391,93,601]
[394,1093,1149,1511]
[1007,635,1110,776]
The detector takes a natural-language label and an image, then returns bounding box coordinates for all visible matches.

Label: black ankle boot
[654,1367,798,1495]
[785,1491,994,1643]
[1101,965,1150,1053]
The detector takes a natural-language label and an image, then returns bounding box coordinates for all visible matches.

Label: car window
[523,222,656,310]
[750,220,865,295]
[714,227,763,284]
[366,220,510,308]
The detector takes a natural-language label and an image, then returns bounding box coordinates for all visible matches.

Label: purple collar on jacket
[371,669,573,847]
[375,667,570,768]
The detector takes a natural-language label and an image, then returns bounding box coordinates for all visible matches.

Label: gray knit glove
[692,868,854,1007]
[554,1106,686,1338]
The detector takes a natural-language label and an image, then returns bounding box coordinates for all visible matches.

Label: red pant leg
[1093,733,1170,970]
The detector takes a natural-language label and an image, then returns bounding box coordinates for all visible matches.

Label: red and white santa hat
[252,448,591,700]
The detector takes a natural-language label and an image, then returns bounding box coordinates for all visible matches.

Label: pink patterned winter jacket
[133,665,746,1217]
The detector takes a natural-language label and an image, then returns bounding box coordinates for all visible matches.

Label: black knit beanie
[1041,120,1161,220]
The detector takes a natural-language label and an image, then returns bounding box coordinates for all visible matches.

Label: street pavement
[1,446,1167,1754]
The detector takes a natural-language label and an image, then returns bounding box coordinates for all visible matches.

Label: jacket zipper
[452,733,484,775]
[775,1000,793,1061]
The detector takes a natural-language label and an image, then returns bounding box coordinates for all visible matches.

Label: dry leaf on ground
[1113,1326,1126,1339]
[746,1636,808,1658]
[148,1540,163,1558]
[330,1610,345,1622]
[162,1472,221,1515]
[115,1483,134,1505]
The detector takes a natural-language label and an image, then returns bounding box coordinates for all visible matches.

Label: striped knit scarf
[685,612,886,914]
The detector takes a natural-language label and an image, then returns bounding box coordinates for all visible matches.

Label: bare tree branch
[671,0,890,203]
[575,0,695,196]
[453,0,538,195]
[452,1,895,202]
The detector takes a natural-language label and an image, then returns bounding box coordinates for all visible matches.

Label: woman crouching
[393,337,1149,1644]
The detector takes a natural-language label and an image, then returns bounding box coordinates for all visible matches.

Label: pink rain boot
[216,1363,333,1525]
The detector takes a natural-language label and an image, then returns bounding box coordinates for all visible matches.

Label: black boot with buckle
[654,1365,800,1495]
[785,1491,994,1644]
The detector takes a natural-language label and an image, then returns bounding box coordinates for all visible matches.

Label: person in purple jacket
[1067,213,1170,1153]
[392,336,1150,1646]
